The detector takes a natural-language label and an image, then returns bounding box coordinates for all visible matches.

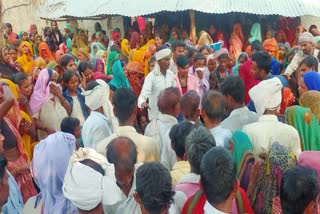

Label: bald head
[106,137,137,171]
[181,90,200,122]
[157,87,181,117]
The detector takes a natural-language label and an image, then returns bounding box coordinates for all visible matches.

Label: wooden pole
[0,0,4,48]
[189,10,196,45]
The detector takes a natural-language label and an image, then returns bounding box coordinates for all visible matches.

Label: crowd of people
[0,15,320,214]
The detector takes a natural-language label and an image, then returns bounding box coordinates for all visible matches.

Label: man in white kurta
[138,48,175,120]
[243,78,301,158]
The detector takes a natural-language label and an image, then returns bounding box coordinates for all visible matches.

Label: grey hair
[201,90,226,122]
[185,125,216,174]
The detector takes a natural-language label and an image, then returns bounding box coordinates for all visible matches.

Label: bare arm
[0,83,15,119]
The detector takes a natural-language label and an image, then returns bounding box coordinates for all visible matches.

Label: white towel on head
[63,148,122,211]
[249,77,283,115]
[155,48,171,61]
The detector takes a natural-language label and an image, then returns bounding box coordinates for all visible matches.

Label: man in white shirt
[180,90,201,124]
[81,81,113,148]
[138,47,175,120]
[116,162,184,214]
[221,76,258,132]
[96,88,159,163]
[144,87,181,170]
[243,78,301,158]
[189,53,210,101]
[169,40,187,74]
[202,90,232,148]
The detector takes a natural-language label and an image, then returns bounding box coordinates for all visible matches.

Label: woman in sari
[232,52,248,76]
[229,23,244,60]
[286,105,320,151]
[197,31,213,48]
[94,58,105,74]
[298,71,320,96]
[47,61,62,75]
[29,131,77,213]
[247,143,297,214]
[126,61,144,96]
[121,39,131,60]
[77,48,90,64]
[95,32,108,51]
[106,51,119,76]
[230,131,254,191]
[0,80,37,203]
[96,50,108,73]
[16,41,34,75]
[108,57,131,93]
[130,32,140,49]
[298,151,320,185]
[299,90,320,122]
[248,23,262,45]
[29,69,71,140]
[38,42,55,64]
[75,30,89,54]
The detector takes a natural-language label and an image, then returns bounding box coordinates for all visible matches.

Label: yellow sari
[16,41,35,75]
[2,79,36,162]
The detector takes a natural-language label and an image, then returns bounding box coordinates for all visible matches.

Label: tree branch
[3,3,30,14]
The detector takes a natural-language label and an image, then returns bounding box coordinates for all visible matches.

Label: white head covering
[32,132,77,214]
[63,148,122,211]
[82,79,118,131]
[298,32,316,45]
[249,77,283,115]
[155,48,171,61]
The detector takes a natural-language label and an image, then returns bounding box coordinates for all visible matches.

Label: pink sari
[229,23,244,60]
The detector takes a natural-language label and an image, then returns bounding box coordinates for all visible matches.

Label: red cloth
[239,60,260,104]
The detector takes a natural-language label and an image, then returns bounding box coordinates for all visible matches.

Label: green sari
[106,51,120,75]
[285,106,320,151]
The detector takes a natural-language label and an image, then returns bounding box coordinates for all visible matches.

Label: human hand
[141,102,150,110]
[19,118,32,135]
[49,83,61,97]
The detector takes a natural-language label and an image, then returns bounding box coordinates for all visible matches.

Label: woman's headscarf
[197,31,213,47]
[232,52,248,76]
[229,23,244,60]
[298,151,320,185]
[299,90,320,122]
[94,58,105,73]
[130,32,140,49]
[29,24,37,34]
[303,71,320,91]
[231,131,254,179]
[286,106,320,151]
[62,148,122,210]
[78,48,90,62]
[16,41,34,75]
[263,38,279,60]
[121,39,131,58]
[106,51,120,75]
[108,60,131,89]
[34,57,48,70]
[38,42,55,62]
[64,23,74,34]
[29,69,53,114]
[249,23,262,43]
[47,61,61,72]
[55,50,64,63]
[32,132,77,214]
[126,61,144,96]
[77,30,89,52]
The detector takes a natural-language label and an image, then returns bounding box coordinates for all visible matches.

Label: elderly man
[175,125,216,198]
[221,76,258,132]
[263,38,281,75]
[96,88,159,163]
[202,90,232,147]
[138,47,175,120]
[144,87,181,170]
[285,32,320,77]
[81,80,115,148]
[180,90,201,124]
[105,137,139,213]
[243,78,301,158]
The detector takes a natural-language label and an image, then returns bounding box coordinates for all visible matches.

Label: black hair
[172,40,186,51]
[110,45,121,53]
[60,117,80,135]
[135,162,175,214]
[187,47,197,58]
[112,88,137,123]
[199,46,210,54]
[80,159,105,176]
[169,121,194,159]
[200,147,236,204]
[78,61,93,76]
[176,54,189,68]
[11,72,28,86]
[60,55,75,69]
[220,76,245,104]
[106,137,137,171]
[299,56,319,71]
[252,51,272,74]
[0,155,7,184]
[185,126,216,174]
[62,70,77,84]
[86,80,99,91]
[251,40,263,52]
[94,22,102,32]
[280,166,319,214]
[4,23,12,29]
[0,120,17,150]
[201,90,226,122]
[309,24,318,33]
[148,56,156,65]
[7,46,17,52]
[217,53,229,60]
[193,53,205,62]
